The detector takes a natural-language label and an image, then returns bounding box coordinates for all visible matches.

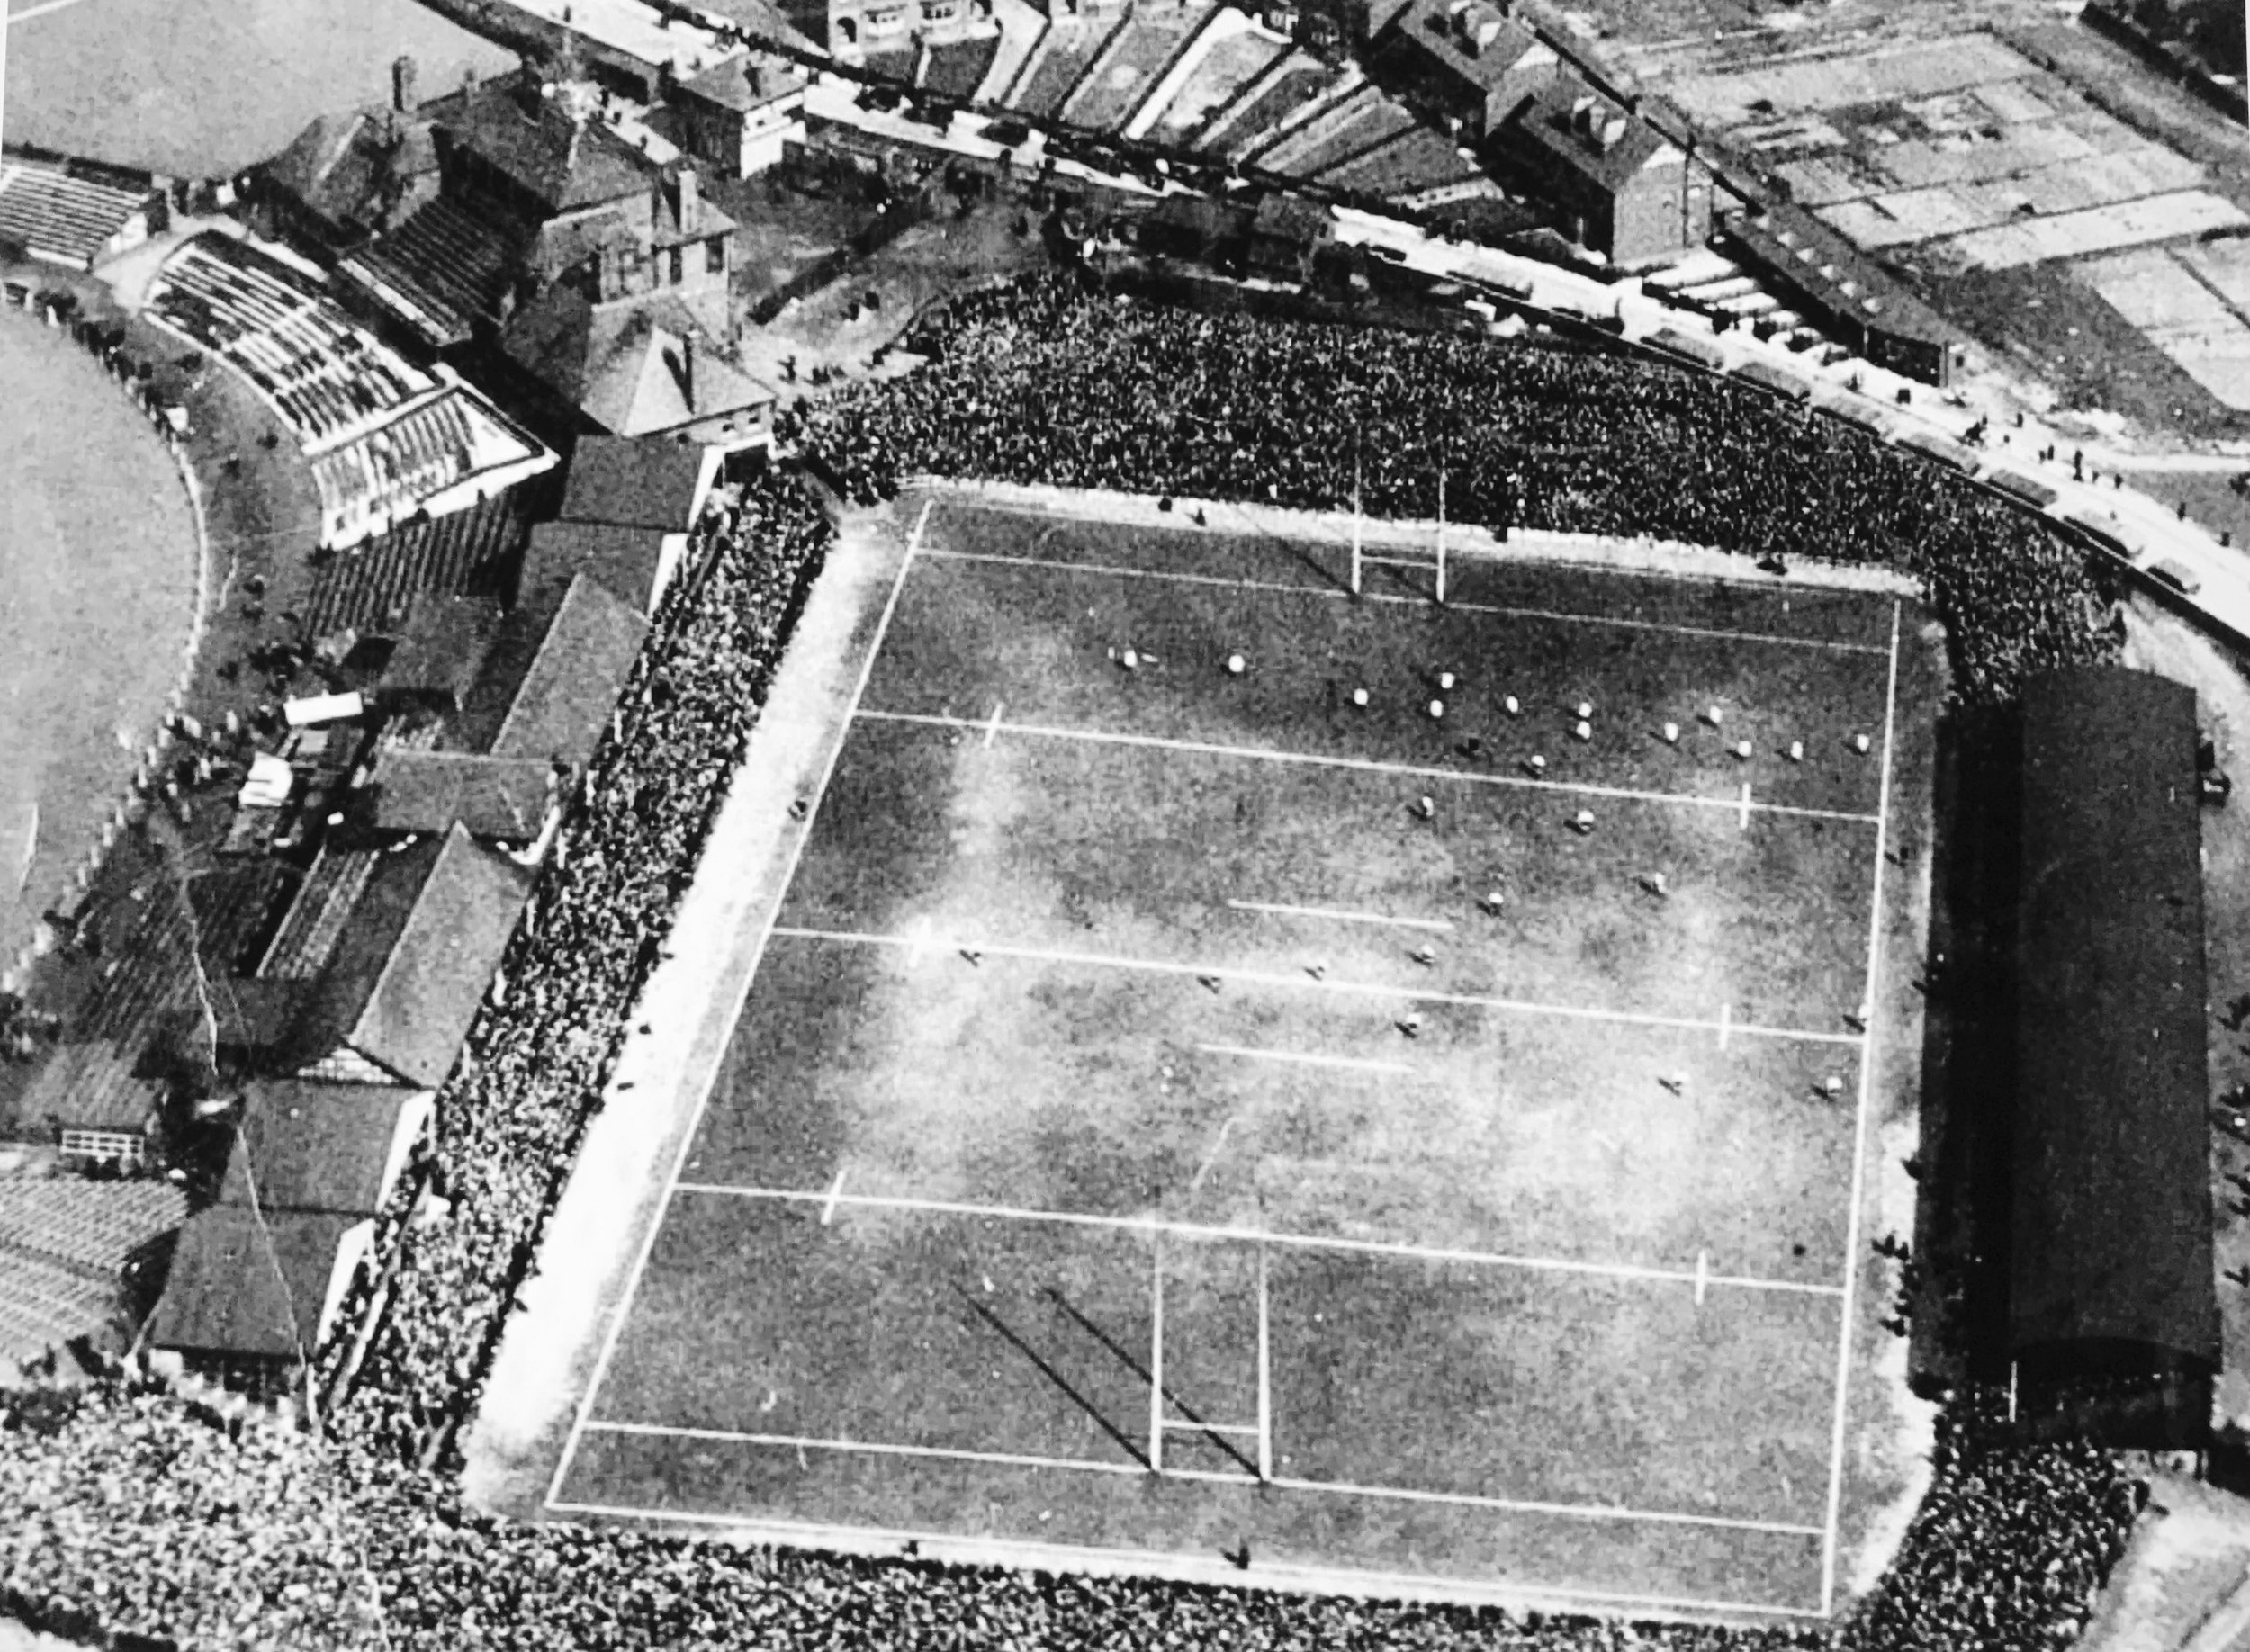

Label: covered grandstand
[2012,665,2217,1441]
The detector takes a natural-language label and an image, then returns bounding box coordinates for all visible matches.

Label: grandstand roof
[519,518,674,616]
[1717,205,1952,347]
[145,1205,352,1363]
[375,593,504,706]
[488,575,648,767]
[559,433,714,533]
[373,749,558,839]
[278,826,529,1088]
[0,154,158,271]
[219,1080,422,1218]
[679,51,807,114]
[2012,666,2218,1376]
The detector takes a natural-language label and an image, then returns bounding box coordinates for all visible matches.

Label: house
[669,53,807,178]
[1368,0,1554,144]
[1498,80,1710,265]
[823,0,997,56]
[256,59,440,257]
[500,289,774,448]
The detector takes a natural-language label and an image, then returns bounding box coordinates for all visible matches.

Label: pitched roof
[679,51,807,114]
[488,575,648,766]
[507,290,770,440]
[261,109,421,235]
[1383,0,1543,94]
[145,1205,352,1362]
[344,822,530,1088]
[518,518,674,616]
[373,748,558,838]
[375,592,505,705]
[218,1080,420,1218]
[431,76,652,212]
[2012,666,2217,1375]
[1511,79,1673,194]
[558,432,713,532]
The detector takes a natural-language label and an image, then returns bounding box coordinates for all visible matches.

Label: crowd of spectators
[316,470,836,1464]
[2,1378,2138,1652]
[1,278,2146,1649]
[783,274,2116,705]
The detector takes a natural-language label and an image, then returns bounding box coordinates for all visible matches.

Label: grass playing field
[544,489,1941,1620]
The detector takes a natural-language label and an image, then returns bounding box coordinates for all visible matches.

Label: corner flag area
[540,489,1940,1620]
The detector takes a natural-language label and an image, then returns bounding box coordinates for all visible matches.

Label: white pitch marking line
[1188,1116,1238,1195]
[1819,598,1903,1617]
[1696,1250,1709,1306]
[671,1183,1847,1299]
[984,701,1004,749]
[860,709,1882,827]
[917,546,1891,656]
[543,499,932,1514]
[1198,1042,1414,1076]
[1717,1002,1732,1051]
[774,925,1863,1048]
[1228,898,1454,934]
[1156,1419,1264,1435]
[571,1423,1822,1539]
[1264,1475,1825,1539]
[545,1494,1832,1618]
[1739,780,1753,831]
[821,1168,848,1226]
[4,0,106,26]
[584,1421,1146,1477]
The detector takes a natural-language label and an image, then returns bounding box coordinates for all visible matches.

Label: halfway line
[673,1182,1846,1298]
[1199,1042,1413,1076]
[771,924,1864,1047]
[1228,898,1454,934]
[859,710,1880,826]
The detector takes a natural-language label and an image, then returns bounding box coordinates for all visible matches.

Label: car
[2149,558,2202,597]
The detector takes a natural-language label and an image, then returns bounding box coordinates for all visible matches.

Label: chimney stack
[392,55,419,113]
[681,331,697,411]
[677,166,698,235]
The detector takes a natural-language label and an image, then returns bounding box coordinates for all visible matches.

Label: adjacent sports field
[546,492,1937,1619]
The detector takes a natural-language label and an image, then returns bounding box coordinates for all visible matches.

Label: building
[1367,0,1553,144]
[500,289,774,447]
[1713,205,1957,388]
[1245,193,1333,283]
[256,822,532,1090]
[668,53,807,178]
[1498,79,1709,265]
[145,1078,427,1391]
[256,60,440,257]
[819,0,997,55]
[2012,666,2216,1445]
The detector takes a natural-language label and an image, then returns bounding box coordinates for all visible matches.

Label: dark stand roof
[2013,666,2217,1376]
[519,518,672,615]
[146,1205,352,1363]
[219,1080,418,1217]
[558,434,711,531]
[374,748,558,838]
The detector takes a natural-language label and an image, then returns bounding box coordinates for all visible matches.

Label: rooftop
[1510,79,1675,194]
[217,1079,423,1219]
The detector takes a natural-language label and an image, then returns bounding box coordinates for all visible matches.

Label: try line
[860,709,1881,826]
[917,543,1891,657]
[667,1182,1846,1298]
[772,923,1867,1047]
[573,1420,1824,1538]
